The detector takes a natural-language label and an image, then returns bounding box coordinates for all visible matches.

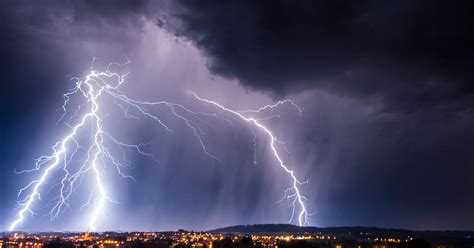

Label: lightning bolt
[189,92,310,226]
[8,60,310,231]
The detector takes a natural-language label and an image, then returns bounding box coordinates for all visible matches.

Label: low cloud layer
[170,0,474,112]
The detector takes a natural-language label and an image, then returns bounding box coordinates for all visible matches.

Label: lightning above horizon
[189,93,310,226]
[8,61,310,231]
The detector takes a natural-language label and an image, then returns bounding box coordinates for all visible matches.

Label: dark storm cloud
[169,0,474,112]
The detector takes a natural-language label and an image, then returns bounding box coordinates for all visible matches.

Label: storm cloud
[169,0,474,112]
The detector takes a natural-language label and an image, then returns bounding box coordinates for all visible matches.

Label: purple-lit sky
[1,0,474,231]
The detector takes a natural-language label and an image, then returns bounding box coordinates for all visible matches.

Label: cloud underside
[169,0,474,112]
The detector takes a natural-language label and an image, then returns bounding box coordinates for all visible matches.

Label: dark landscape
[2,224,474,248]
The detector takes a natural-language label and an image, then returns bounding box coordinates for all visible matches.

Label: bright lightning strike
[9,60,310,231]
[189,93,310,226]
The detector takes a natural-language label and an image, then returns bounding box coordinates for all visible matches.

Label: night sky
[1,0,474,231]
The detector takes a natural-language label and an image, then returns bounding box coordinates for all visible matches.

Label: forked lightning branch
[9,61,310,231]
